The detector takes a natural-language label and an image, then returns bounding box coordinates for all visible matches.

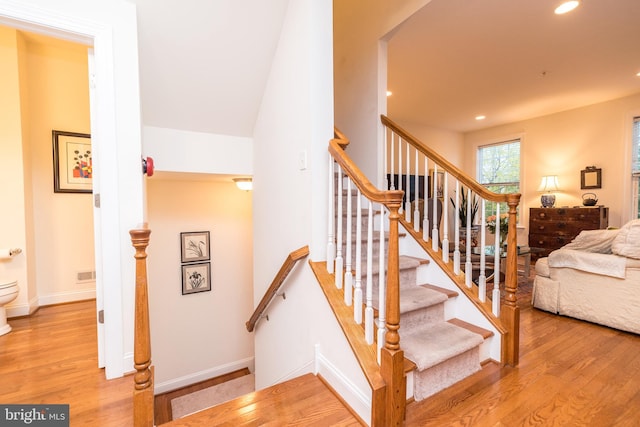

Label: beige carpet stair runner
[171,373,255,419]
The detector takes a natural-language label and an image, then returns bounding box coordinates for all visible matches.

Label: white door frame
[0,0,144,379]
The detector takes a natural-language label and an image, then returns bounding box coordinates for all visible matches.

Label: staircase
[336,186,493,402]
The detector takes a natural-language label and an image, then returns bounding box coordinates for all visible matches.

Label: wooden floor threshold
[163,373,363,426]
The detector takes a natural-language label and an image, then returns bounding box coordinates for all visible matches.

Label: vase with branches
[450,187,480,247]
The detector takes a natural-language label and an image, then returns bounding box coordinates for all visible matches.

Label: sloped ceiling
[114,0,640,137]
[388,0,640,133]
[127,0,289,137]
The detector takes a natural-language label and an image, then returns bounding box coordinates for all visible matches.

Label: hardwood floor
[1,284,639,426]
[0,300,133,426]
[405,292,640,426]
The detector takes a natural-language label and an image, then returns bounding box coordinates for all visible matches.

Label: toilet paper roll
[0,248,21,260]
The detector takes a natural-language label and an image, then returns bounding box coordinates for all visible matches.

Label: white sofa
[532,220,640,335]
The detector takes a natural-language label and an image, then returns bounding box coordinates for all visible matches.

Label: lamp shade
[538,175,559,193]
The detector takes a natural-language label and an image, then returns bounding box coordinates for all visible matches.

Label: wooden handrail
[381,115,522,366]
[329,130,405,426]
[130,227,154,427]
[246,245,310,332]
[381,115,516,203]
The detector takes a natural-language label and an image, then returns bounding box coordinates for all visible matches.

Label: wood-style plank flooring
[0,301,133,426]
[1,282,639,426]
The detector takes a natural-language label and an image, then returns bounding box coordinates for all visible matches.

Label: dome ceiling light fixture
[233,177,253,191]
[555,1,581,15]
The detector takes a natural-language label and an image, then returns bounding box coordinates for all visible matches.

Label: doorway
[0,0,145,380]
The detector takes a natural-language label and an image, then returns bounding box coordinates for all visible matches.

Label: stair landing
[163,373,363,426]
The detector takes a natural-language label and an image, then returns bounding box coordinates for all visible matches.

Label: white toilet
[0,278,19,336]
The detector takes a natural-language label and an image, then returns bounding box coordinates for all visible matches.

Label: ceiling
[126,0,289,138]
[11,1,640,138]
[387,0,640,133]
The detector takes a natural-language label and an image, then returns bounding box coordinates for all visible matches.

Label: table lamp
[538,175,559,208]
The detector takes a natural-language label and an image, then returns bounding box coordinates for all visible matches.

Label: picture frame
[181,262,211,295]
[52,130,92,193]
[180,231,210,263]
[580,166,602,189]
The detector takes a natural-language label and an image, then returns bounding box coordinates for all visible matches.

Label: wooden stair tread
[164,373,362,426]
[448,318,494,340]
[420,283,458,299]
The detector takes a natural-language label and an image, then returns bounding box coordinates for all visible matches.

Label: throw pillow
[563,228,619,254]
[611,219,640,259]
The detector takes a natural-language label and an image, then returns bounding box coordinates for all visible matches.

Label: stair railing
[130,227,154,427]
[246,245,309,332]
[381,115,522,366]
[328,131,406,426]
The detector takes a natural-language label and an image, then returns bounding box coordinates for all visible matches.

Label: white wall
[142,126,253,176]
[252,0,373,421]
[463,92,640,234]
[333,0,433,182]
[146,177,254,392]
[24,34,95,308]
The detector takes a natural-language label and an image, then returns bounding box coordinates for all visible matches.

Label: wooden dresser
[528,206,609,258]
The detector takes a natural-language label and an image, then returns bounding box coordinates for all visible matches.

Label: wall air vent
[77,270,96,282]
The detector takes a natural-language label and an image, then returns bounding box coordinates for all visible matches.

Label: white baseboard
[314,344,371,426]
[154,357,255,394]
[38,289,96,307]
[6,295,39,318]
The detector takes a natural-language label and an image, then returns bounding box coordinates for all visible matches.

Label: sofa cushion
[611,219,640,260]
[562,228,619,254]
[534,257,550,277]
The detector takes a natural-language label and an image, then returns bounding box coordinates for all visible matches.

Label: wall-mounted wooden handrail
[246,245,310,332]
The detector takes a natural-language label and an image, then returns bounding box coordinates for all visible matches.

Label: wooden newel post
[381,202,406,426]
[500,194,521,366]
[130,228,154,427]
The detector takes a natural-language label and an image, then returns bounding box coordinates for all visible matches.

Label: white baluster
[465,187,473,288]
[432,164,440,250]
[442,171,449,262]
[423,157,429,241]
[478,199,487,302]
[354,190,363,324]
[453,180,461,274]
[413,148,420,232]
[344,179,353,306]
[405,142,411,222]
[492,203,501,316]
[335,165,343,289]
[377,203,386,363]
[398,137,403,215]
[390,133,395,190]
[327,156,335,274]
[365,200,374,345]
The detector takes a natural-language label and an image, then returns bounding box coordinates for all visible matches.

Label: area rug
[171,373,255,419]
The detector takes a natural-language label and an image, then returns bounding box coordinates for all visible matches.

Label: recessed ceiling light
[475,115,486,121]
[555,1,580,15]
[386,90,393,97]
[636,72,640,77]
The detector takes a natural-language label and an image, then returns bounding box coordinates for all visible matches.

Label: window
[477,139,521,220]
[632,117,640,219]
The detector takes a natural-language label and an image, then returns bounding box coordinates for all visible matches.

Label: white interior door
[87,48,105,368]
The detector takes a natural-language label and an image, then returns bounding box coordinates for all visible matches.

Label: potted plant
[450,187,479,247]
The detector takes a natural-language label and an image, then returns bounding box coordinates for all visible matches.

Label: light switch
[298,150,307,170]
